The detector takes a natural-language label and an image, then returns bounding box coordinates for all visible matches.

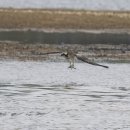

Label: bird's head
[61,52,68,58]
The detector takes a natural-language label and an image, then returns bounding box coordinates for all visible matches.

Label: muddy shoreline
[0,40,130,62]
[0,29,130,62]
[0,9,130,61]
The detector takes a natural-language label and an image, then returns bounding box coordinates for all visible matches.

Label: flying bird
[35,49,109,69]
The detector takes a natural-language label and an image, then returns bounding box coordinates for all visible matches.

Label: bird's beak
[61,52,67,56]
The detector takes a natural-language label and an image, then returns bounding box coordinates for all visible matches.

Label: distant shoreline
[0,8,130,29]
[0,8,130,61]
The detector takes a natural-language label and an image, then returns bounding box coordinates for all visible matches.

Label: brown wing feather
[76,55,109,68]
[32,51,62,55]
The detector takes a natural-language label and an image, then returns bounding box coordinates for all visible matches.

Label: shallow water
[0,61,130,130]
[0,0,130,10]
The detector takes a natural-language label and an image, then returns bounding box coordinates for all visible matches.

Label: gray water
[0,0,130,10]
[0,30,130,44]
[0,61,130,130]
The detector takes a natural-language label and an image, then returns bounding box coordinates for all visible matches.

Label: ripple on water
[0,61,130,130]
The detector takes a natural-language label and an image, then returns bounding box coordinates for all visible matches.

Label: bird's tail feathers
[76,55,109,68]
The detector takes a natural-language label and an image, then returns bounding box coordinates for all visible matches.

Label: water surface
[0,61,130,130]
[0,0,130,10]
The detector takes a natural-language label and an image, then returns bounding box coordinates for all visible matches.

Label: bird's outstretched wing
[76,55,109,68]
[32,51,62,55]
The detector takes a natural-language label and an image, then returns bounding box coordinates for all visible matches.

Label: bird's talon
[68,66,76,69]
[68,66,72,69]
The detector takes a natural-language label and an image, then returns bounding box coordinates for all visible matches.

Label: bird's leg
[68,59,76,69]
[71,58,76,69]
[68,59,72,68]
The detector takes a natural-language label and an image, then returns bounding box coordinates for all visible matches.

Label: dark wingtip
[103,66,109,69]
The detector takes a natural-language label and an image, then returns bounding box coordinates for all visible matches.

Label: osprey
[36,49,109,69]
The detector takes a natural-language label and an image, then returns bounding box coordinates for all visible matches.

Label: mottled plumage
[36,49,109,69]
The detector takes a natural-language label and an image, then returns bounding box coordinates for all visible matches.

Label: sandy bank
[0,8,130,29]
